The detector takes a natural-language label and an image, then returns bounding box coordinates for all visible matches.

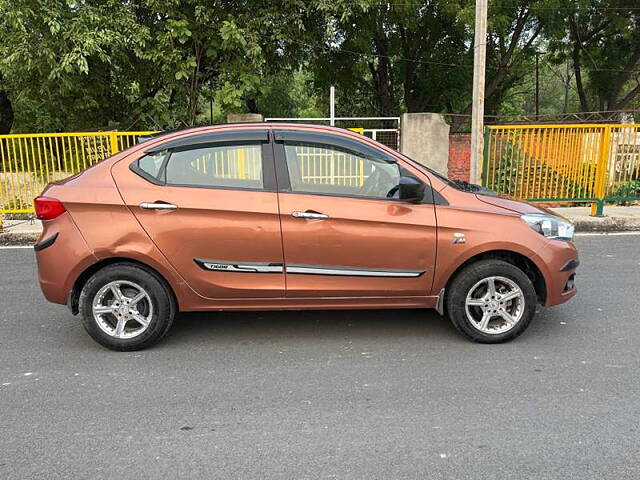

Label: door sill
[181,295,438,311]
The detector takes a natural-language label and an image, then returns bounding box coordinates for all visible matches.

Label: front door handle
[292,211,329,220]
[140,202,178,210]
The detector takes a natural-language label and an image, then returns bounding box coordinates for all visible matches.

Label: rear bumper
[35,212,96,305]
[536,240,579,307]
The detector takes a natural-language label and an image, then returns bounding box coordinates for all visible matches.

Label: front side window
[165,143,263,189]
[283,142,401,199]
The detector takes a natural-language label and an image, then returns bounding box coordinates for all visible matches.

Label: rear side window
[165,144,263,189]
[132,143,266,189]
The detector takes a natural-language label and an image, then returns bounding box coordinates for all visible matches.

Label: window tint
[165,144,263,189]
[138,151,166,179]
[284,142,401,199]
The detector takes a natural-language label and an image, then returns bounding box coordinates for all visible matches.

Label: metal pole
[470,0,488,185]
[330,86,335,126]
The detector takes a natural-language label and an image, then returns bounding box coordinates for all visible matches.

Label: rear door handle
[292,211,329,220]
[140,202,178,210]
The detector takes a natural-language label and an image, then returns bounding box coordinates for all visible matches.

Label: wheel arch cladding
[444,250,547,304]
[68,257,178,315]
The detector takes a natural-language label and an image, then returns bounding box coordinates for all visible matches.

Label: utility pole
[470,0,488,185]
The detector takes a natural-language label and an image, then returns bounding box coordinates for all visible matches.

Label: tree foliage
[0,0,638,133]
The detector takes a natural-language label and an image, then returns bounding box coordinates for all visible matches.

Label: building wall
[448,133,471,182]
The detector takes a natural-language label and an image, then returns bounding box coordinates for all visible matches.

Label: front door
[113,130,285,299]
[273,131,437,297]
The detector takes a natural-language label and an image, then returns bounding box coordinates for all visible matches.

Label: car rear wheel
[79,263,176,351]
[446,259,537,343]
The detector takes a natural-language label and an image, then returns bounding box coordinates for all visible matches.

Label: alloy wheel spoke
[486,277,497,297]
[501,290,521,303]
[467,299,486,307]
[131,313,150,327]
[478,312,492,331]
[129,292,146,306]
[93,305,112,315]
[498,310,516,326]
[114,317,128,337]
[110,284,124,302]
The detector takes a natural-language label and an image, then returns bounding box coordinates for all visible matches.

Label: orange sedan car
[34,124,578,350]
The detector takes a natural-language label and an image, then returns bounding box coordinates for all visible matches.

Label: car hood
[475,192,559,216]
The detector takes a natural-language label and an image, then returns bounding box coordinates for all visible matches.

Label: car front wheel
[446,259,538,343]
[79,263,176,351]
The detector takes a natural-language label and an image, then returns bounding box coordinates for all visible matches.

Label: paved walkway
[2,205,640,239]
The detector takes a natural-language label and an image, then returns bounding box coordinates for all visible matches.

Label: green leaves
[2,0,637,134]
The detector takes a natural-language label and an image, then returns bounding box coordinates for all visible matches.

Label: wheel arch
[443,249,547,305]
[68,257,179,315]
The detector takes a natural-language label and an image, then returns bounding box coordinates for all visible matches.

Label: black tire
[445,259,537,343]
[79,263,176,351]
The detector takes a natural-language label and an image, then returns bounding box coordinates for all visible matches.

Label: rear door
[112,129,285,299]
[273,129,438,298]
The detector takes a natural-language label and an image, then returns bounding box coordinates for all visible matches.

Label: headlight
[521,213,574,241]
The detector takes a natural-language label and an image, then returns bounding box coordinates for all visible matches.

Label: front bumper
[536,239,579,306]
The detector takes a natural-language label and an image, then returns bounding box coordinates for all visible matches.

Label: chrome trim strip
[286,264,424,278]
[194,259,424,277]
[194,259,283,273]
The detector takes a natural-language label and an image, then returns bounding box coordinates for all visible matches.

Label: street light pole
[470,0,488,185]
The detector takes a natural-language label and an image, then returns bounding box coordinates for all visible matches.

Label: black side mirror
[398,176,425,203]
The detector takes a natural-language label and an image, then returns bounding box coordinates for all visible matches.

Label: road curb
[569,217,640,233]
[0,232,39,247]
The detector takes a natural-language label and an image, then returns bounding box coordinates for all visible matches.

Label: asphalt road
[1,235,639,479]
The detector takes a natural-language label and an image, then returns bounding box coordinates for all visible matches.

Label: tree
[0,0,315,131]
[308,0,566,130]
[551,0,640,112]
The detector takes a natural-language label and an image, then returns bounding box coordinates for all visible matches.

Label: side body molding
[194,259,424,278]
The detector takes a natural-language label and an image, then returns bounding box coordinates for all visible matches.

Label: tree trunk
[368,12,397,116]
[0,90,13,134]
[568,17,591,112]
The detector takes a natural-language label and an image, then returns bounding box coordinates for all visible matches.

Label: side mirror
[398,176,425,203]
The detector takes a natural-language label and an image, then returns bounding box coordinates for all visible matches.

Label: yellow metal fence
[484,124,640,215]
[0,131,155,214]
[0,128,369,218]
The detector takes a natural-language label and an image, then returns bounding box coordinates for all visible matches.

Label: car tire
[79,263,176,351]
[446,259,537,343]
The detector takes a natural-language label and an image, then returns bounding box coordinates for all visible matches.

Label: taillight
[34,196,66,220]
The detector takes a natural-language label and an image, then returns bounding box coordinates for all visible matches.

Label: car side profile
[34,123,578,350]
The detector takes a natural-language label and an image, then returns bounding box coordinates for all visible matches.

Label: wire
[291,39,470,68]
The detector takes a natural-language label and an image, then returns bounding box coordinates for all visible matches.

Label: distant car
[33,124,578,350]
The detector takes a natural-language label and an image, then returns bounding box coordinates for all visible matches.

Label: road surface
[0,235,638,479]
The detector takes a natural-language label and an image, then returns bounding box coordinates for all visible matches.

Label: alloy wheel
[464,276,525,335]
[92,280,153,339]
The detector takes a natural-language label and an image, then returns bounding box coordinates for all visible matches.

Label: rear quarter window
[137,152,166,179]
